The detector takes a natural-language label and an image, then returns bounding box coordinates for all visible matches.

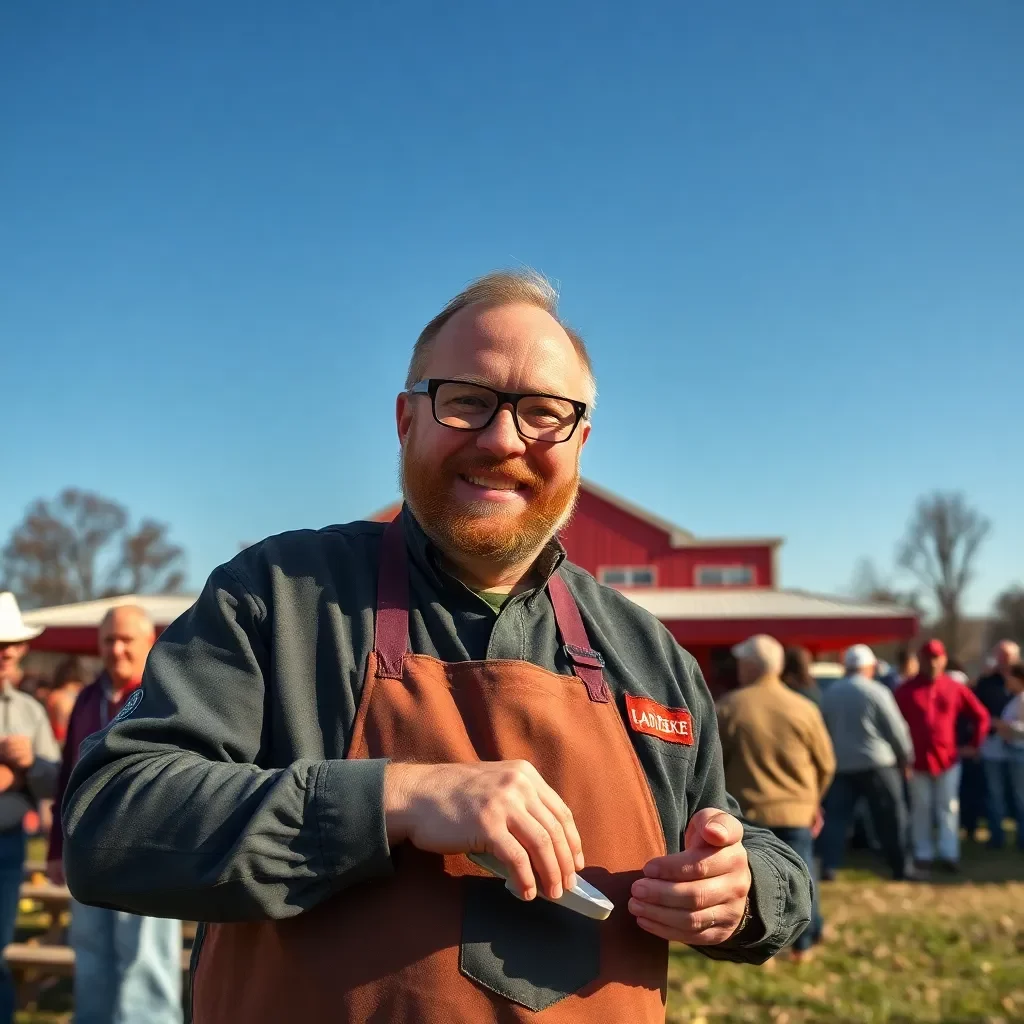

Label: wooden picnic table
[23,860,46,878]
[19,881,71,908]
[4,878,195,1010]
[5,942,192,973]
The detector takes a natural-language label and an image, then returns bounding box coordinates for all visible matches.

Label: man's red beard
[401,441,580,568]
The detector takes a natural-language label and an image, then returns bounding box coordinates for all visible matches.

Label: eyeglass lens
[433,381,578,441]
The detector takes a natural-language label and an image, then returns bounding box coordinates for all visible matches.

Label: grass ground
[12,836,1023,1023]
[667,839,1024,1024]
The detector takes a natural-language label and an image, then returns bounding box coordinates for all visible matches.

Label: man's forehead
[101,609,153,636]
[424,302,586,394]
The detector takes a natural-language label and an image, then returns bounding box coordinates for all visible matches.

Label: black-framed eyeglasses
[407,379,588,443]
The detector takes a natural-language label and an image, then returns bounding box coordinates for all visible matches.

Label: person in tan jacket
[717,635,836,960]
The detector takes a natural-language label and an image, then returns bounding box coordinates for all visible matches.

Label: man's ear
[397,392,413,444]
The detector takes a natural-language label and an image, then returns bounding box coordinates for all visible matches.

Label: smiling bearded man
[63,270,812,1024]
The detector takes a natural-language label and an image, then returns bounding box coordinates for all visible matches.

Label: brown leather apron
[193,516,669,1022]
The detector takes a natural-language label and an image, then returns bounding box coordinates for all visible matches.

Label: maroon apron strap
[374,513,410,679]
[547,572,611,703]
[375,511,609,701]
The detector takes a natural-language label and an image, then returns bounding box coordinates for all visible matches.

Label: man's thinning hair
[405,269,598,408]
[100,604,156,639]
[734,634,785,678]
[995,639,1020,661]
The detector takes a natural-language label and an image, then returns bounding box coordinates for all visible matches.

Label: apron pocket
[460,876,600,1011]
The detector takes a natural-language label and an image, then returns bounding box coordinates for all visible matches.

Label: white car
[810,661,845,691]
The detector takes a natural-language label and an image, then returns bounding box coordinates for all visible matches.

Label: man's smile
[455,473,531,503]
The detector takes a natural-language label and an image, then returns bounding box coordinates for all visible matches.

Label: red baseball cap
[920,638,946,658]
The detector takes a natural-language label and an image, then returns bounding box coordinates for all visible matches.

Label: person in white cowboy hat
[0,593,45,696]
[0,592,61,1024]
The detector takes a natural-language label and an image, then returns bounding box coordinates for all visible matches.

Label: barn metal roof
[21,584,915,657]
[618,587,914,621]
[22,586,911,631]
[22,593,195,629]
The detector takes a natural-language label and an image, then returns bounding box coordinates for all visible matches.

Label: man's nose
[476,405,527,458]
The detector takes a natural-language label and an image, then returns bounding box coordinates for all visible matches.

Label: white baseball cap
[844,644,877,672]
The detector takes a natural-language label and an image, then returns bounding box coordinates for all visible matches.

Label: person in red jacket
[895,639,989,872]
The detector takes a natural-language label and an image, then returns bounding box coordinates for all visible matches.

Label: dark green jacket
[63,512,811,964]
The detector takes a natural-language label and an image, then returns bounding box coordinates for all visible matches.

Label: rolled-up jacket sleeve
[683,663,812,964]
[62,563,394,922]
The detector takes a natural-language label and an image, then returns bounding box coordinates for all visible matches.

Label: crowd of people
[716,633,1024,961]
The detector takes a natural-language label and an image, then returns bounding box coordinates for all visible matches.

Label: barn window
[695,565,755,586]
[599,566,657,587]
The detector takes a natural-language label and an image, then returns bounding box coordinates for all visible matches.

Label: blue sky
[3,1,1022,614]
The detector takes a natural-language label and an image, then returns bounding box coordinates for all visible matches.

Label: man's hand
[993,720,1014,740]
[384,761,583,902]
[958,745,979,760]
[629,808,751,946]
[810,807,825,840]
[0,736,33,771]
[46,860,65,887]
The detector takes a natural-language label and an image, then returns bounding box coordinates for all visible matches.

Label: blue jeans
[983,757,1024,850]
[767,826,821,952]
[908,764,962,863]
[70,901,182,1024]
[0,831,26,1024]
[960,756,986,837]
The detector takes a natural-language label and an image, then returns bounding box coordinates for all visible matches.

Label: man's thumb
[685,808,739,849]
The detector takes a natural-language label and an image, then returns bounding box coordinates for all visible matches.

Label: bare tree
[897,492,990,656]
[108,519,186,596]
[987,585,1024,651]
[1,489,185,609]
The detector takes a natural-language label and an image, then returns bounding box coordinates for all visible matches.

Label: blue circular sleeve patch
[113,688,144,723]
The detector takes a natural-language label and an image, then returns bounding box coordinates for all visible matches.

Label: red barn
[26,480,915,689]
[371,479,917,687]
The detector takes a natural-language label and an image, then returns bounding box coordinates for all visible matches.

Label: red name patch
[625,694,694,746]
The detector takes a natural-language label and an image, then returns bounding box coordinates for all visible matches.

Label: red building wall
[372,486,775,588]
[559,489,775,588]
